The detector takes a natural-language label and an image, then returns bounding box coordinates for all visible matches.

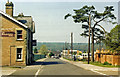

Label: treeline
[35,42,106,52]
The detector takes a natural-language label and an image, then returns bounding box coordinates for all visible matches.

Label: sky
[1,0,120,2]
[0,0,119,43]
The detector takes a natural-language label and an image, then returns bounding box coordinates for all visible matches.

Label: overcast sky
[1,0,119,43]
[1,0,120,2]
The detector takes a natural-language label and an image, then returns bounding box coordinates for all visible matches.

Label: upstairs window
[16,48,22,61]
[18,20,27,24]
[17,30,22,40]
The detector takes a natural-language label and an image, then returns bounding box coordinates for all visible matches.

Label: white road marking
[91,69,107,75]
[34,66,41,77]
[91,69,111,77]
[34,63,44,77]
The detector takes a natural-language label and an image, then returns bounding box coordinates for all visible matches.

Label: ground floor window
[16,48,22,61]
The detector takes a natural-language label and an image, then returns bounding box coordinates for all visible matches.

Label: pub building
[0,1,36,66]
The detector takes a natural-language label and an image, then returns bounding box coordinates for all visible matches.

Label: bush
[103,62,112,65]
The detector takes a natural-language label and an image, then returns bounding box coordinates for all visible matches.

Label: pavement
[1,58,46,76]
[60,57,120,76]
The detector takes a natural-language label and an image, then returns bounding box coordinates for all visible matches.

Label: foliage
[73,52,77,55]
[65,5,116,62]
[34,47,38,53]
[80,59,87,61]
[49,52,54,57]
[79,52,82,55]
[36,42,106,52]
[83,51,86,53]
[39,45,48,55]
[103,62,112,65]
[104,25,120,53]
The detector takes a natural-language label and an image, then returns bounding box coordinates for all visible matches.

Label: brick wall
[95,53,120,65]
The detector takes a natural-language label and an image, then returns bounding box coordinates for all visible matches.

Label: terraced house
[0,1,36,66]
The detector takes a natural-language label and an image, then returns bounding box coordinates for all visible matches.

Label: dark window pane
[18,20,27,24]
[17,35,22,39]
[17,30,22,34]
[17,48,22,53]
[17,48,22,59]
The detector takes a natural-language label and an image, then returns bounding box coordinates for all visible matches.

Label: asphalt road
[8,58,117,77]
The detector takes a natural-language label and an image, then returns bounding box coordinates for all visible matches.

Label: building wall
[1,15,27,66]
[0,14,2,66]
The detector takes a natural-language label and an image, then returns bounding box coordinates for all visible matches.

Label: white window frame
[16,29,23,41]
[16,47,23,61]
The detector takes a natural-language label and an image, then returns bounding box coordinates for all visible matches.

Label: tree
[49,52,54,57]
[65,5,95,64]
[65,5,116,62]
[34,47,38,53]
[39,45,48,55]
[104,25,120,53]
[81,27,105,51]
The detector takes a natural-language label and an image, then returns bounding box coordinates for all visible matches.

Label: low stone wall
[95,54,120,65]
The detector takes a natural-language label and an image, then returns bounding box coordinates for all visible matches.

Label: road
[8,58,117,77]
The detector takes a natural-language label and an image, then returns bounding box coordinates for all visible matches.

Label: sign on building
[1,31,15,37]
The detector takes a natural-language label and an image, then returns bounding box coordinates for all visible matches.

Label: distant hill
[35,42,106,52]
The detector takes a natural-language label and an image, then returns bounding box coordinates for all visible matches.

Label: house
[0,1,35,66]
[62,50,82,56]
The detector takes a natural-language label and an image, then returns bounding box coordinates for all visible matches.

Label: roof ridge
[0,11,28,29]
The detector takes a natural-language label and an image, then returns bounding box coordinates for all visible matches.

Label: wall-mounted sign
[32,40,37,46]
[1,31,15,37]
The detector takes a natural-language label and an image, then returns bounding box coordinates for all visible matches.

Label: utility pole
[71,32,73,56]
[88,14,91,64]
[65,41,67,50]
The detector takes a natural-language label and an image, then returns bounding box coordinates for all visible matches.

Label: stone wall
[1,15,27,66]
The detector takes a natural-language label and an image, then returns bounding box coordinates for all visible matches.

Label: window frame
[16,47,23,61]
[16,29,23,41]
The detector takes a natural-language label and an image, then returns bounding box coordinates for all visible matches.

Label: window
[18,20,27,24]
[16,48,22,61]
[17,30,22,40]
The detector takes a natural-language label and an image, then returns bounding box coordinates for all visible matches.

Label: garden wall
[95,54,120,65]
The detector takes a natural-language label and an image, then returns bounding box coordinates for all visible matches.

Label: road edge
[60,57,109,76]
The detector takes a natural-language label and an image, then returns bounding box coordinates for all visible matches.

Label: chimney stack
[5,0,14,17]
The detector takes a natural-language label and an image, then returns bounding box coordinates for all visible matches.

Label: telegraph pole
[71,32,73,55]
[65,41,67,50]
[88,14,91,64]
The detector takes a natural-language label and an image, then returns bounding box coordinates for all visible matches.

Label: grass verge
[83,61,120,68]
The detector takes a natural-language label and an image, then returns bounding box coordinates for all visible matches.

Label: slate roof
[13,15,35,33]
